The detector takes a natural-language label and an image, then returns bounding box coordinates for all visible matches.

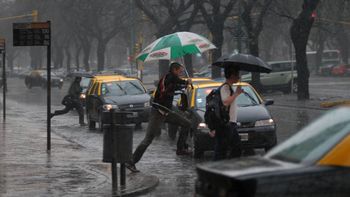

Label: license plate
[239,133,249,141]
[126,112,138,118]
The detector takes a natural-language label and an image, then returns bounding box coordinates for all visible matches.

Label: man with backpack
[126,62,192,172]
[205,67,243,160]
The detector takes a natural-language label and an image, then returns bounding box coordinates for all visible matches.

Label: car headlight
[197,122,208,129]
[60,79,63,82]
[144,101,150,107]
[103,104,119,111]
[255,119,274,127]
[80,93,86,99]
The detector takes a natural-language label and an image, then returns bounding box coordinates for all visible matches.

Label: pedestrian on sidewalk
[51,76,86,126]
[209,67,243,161]
[126,62,192,172]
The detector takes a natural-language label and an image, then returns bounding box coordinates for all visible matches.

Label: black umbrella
[212,53,271,73]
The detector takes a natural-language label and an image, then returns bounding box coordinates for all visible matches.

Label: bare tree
[240,0,273,91]
[198,0,237,78]
[59,0,129,71]
[290,0,320,100]
[135,0,198,78]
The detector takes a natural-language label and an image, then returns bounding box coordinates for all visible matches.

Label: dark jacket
[153,72,188,109]
[68,81,82,100]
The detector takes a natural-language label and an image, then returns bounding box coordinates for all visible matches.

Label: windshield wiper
[115,83,127,95]
[243,91,258,105]
[129,81,144,94]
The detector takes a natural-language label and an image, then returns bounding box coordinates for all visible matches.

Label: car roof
[93,75,137,83]
[195,81,251,89]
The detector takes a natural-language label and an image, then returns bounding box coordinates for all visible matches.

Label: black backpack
[204,83,233,130]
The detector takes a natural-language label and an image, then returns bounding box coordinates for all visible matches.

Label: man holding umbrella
[211,52,272,160]
[126,62,192,172]
[209,67,244,160]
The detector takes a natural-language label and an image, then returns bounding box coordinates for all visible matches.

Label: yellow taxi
[196,107,350,196]
[85,75,151,130]
[169,80,276,158]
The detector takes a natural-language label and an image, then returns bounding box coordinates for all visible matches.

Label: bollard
[102,110,136,189]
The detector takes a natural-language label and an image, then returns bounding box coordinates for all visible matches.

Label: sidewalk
[0,102,158,197]
[263,92,347,110]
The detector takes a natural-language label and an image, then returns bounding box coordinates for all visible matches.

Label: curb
[83,172,159,197]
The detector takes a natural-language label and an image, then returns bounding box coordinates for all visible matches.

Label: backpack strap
[220,82,233,96]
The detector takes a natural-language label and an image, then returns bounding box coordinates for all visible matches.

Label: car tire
[168,123,178,140]
[88,114,96,130]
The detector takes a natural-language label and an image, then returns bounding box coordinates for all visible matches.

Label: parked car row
[318,63,350,77]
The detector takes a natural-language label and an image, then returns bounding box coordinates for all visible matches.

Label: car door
[261,63,286,86]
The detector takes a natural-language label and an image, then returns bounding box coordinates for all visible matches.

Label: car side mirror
[264,99,274,106]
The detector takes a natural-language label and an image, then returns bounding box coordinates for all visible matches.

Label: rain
[0,0,350,196]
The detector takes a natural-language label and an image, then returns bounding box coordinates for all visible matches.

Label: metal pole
[120,163,126,186]
[112,159,118,190]
[47,21,51,151]
[290,40,294,94]
[2,42,5,120]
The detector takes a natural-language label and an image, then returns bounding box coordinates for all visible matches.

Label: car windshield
[101,80,145,96]
[195,85,260,109]
[265,108,350,165]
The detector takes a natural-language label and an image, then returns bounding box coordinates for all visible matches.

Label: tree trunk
[97,39,107,71]
[336,28,349,64]
[249,37,263,91]
[30,47,43,69]
[211,30,224,79]
[290,0,319,100]
[291,20,311,100]
[75,47,82,72]
[315,30,325,73]
[82,44,91,72]
[65,48,71,73]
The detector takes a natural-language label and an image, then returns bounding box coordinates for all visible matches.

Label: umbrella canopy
[212,53,271,73]
[136,32,216,62]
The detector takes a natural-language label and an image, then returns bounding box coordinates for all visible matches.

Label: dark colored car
[86,75,151,130]
[192,82,276,158]
[196,107,350,197]
[25,70,64,89]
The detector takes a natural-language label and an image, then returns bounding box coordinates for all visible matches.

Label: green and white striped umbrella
[136,32,216,62]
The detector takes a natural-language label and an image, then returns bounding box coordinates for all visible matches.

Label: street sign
[0,39,4,53]
[13,22,50,46]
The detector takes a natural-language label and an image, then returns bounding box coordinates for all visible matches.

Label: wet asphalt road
[2,75,350,196]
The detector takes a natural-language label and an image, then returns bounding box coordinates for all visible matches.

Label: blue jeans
[214,122,241,161]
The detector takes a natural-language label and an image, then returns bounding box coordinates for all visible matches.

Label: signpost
[0,38,5,120]
[13,21,51,151]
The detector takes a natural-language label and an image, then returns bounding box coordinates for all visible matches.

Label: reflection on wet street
[0,77,344,196]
